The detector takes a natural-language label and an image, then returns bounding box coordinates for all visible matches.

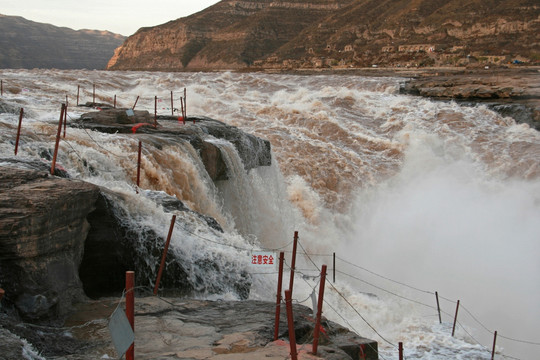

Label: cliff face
[106,0,354,71]
[0,161,100,322]
[0,112,271,323]
[107,0,540,71]
[0,14,125,69]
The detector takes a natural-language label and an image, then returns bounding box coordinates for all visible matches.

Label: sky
[0,0,221,36]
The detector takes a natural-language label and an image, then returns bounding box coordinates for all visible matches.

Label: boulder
[73,109,271,180]
[79,189,251,301]
[0,158,252,323]
[0,159,100,323]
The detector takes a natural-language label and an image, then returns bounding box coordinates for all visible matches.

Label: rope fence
[172,226,538,360]
[2,87,538,360]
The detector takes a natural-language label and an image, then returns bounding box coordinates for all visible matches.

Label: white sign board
[250,251,276,267]
[108,306,134,358]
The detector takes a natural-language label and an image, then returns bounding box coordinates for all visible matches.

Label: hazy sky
[0,0,221,36]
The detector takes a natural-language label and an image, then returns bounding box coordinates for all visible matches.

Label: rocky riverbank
[398,67,540,130]
[0,110,272,324]
[1,296,377,360]
[285,66,540,130]
[0,107,377,359]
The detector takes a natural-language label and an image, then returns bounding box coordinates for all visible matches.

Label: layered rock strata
[399,68,540,130]
[107,0,540,71]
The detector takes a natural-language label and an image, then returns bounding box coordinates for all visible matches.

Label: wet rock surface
[74,109,272,179]
[0,157,251,324]
[0,108,274,322]
[0,160,100,323]
[1,297,377,360]
[400,68,540,130]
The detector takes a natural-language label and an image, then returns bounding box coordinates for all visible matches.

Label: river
[0,69,539,359]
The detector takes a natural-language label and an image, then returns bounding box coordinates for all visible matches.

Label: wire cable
[296,238,397,351]
[335,270,436,310]
[325,277,397,348]
[336,255,434,295]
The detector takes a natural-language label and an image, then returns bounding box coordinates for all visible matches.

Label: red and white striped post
[285,289,298,360]
[14,108,23,155]
[274,251,285,340]
[51,104,66,175]
[312,264,327,355]
[153,215,177,295]
[125,271,135,360]
[288,231,298,297]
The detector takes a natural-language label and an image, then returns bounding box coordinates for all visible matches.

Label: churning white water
[0,69,539,359]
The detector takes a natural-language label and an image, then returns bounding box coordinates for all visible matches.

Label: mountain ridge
[106,0,540,71]
[0,14,125,69]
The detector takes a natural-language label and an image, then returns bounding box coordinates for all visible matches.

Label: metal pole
[399,342,403,360]
[154,96,157,127]
[170,91,174,116]
[451,300,460,337]
[14,108,23,155]
[153,215,177,295]
[126,271,135,360]
[63,100,67,138]
[1,80,3,96]
[285,289,298,360]
[76,85,80,106]
[114,95,116,108]
[288,231,298,296]
[312,264,327,355]
[132,96,139,110]
[274,251,285,340]
[180,98,185,124]
[435,291,442,324]
[136,141,142,192]
[333,252,336,283]
[92,83,95,105]
[183,87,187,119]
[51,104,66,175]
[491,331,498,360]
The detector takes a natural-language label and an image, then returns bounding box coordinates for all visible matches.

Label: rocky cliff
[106,0,355,71]
[0,14,125,69]
[0,160,100,323]
[0,111,271,324]
[0,110,378,359]
[107,0,540,71]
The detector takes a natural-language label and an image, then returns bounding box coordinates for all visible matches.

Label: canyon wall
[106,0,540,71]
